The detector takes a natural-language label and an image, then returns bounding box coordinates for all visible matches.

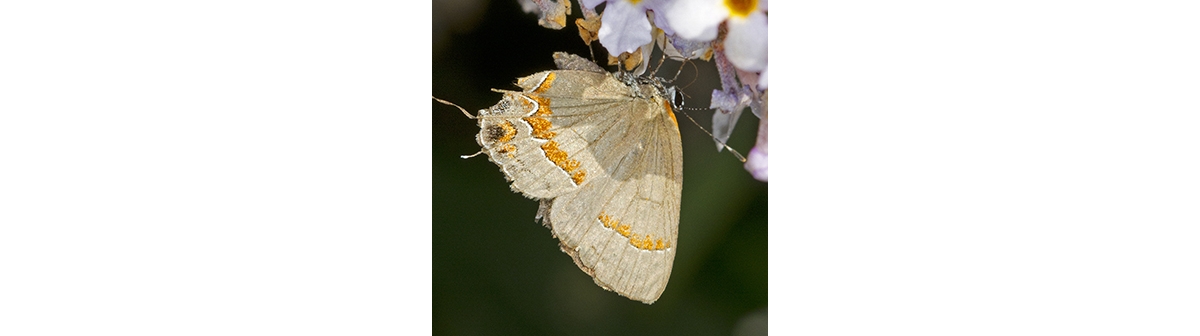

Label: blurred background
[433,1,767,335]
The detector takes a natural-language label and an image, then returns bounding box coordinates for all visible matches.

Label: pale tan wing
[529,71,683,304]
[474,67,682,304]
[471,70,609,199]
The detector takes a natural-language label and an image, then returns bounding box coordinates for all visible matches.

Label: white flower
[660,0,767,72]
[582,0,666,55]
[659,0,727,42]
[722,1,767,72]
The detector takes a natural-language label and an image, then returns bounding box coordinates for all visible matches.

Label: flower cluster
[521,0,767,182]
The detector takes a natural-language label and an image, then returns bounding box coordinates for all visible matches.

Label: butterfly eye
[665,86,684,110]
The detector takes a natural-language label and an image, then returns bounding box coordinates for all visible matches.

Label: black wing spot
[483,124,506,143]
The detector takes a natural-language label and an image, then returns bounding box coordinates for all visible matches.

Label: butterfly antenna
[676,87,692,101]
[681,60,700,89]
[672,58,688,82]
[460,150,485,159]
[676,106,746,162]
[432,96,477,119]
[651,50,668,76]
[432,97,487,159]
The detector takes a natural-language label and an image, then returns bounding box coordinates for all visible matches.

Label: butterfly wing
[476,68,683,304]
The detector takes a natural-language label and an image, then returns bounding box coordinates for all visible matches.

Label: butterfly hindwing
[475,54,682,304]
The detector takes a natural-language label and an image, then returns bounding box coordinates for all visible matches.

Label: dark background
[432,1,767,334]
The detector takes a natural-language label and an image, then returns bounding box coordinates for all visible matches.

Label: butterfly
[437,52,681,304]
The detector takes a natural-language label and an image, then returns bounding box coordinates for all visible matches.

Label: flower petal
[758,65,768,90]
[710,88,747,150]
[724,11,767,72]
[519,0,538,13]
[745,143,768,182]
[669,34,713,60]
[660,0,726,41]
[744,95,767,182]
[580,0,606,10]
[649,7,675,36]
[598,0,653,54]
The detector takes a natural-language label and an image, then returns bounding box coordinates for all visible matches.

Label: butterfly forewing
[473,54,682,304]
